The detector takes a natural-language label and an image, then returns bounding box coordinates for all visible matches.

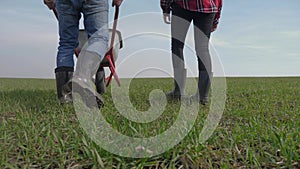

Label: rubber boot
[191,71,212,105]
[55,67,73,104]
[95,67,106,94]
[166,68,187,100]
[72,50,104,108]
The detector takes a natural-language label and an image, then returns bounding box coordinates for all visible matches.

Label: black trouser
[171,3,216,74]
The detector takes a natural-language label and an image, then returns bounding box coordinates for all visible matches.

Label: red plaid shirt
[161,0,222,26]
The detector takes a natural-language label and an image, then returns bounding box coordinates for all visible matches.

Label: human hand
[163,13,171,24]
[112,0,123,7]
[44,0,56,10]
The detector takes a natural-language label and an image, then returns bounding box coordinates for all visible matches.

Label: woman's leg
[167,3,192,99]
[193,12,216,104]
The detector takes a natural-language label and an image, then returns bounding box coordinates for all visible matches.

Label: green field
[0,77,299,168]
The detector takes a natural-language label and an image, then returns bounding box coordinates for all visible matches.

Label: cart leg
[106,54,120,86]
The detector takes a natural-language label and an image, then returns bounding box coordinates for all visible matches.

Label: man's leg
[72,0,109,108]
[55,0,81,104]
[83,0,109,95]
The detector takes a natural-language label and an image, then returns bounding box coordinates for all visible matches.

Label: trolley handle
[109,6,119,49]
[52,8,58,20]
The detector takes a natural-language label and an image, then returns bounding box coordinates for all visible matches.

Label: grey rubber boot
[72,50,104,108]
[95,67,106,94]
[191,71,212,105]
[166,68,187,100]
[55,67,73,104]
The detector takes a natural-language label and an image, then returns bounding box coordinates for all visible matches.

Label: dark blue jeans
[171,3,216,74]
[56,0,109,68]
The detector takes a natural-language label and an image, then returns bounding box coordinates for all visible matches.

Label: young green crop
[0,77,299,168]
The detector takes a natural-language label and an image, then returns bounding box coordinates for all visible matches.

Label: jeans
[171,3,216,74]
[56,0,109,68]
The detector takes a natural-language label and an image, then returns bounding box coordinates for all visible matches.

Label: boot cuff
[55,66,74,73]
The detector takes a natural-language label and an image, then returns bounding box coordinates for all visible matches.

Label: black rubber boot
[55,67,74,104]
[166,68,187,100]
[72,50,104,109]
[191,71,212,105]
[95,67,106,94]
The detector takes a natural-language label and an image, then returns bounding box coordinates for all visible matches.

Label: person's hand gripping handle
[112,0,123,7]
[44,0,56,10]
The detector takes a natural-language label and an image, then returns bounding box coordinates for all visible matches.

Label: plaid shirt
[161,0,222,26]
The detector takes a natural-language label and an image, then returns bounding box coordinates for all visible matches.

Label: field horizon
[1,75,300,80]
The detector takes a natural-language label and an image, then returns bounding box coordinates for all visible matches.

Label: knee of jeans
[60,32,78,42]
[83,0,108,15]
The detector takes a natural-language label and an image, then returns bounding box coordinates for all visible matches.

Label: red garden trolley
[52,6,122,87]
